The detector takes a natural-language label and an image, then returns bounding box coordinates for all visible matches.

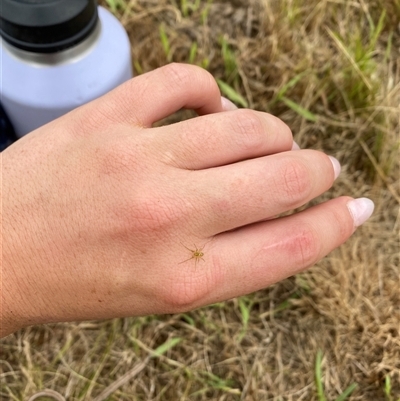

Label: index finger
[84,63,225,127]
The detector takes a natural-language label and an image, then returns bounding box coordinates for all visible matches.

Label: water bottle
[0,102,17,151]
[0,0,133,138]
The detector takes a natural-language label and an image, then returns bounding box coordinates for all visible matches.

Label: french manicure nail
[221,96,238,111]
[347,198,375,228]
[291,141,300,150]
[328,156,341,180]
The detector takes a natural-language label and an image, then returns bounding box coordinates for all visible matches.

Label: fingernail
[347,198,375,228]
[328,156,341,180]
[291,141,300,150]
[221,96,238,111]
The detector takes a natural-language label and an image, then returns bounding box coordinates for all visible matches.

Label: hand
[1,63,374,337]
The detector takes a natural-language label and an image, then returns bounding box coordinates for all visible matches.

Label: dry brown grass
[1,0,399,400]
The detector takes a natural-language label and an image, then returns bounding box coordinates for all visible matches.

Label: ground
[1,0,399,400]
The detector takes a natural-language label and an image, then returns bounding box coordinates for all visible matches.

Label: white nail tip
[347,198,375,227]
[291,141,301,150]
[328,156,341,180]
[221,96,238,111]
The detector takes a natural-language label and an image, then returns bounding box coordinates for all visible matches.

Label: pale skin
[0,64,374,338]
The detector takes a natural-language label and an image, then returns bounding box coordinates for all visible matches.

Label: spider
[179,243,206,267]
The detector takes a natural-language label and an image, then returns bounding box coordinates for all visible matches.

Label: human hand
[1,64,374,337]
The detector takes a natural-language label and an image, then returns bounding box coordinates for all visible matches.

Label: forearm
[1,150,39,338]
[0,289,22,338]
[1,220,24,337]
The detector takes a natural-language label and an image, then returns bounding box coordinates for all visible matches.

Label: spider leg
[178,256,195,264]
[180,242,195,252]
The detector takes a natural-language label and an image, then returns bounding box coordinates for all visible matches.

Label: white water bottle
[0,0,133,137]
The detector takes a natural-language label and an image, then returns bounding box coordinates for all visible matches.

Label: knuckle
[161,63,191,93]
[161,277,202,311]
[192,66,219,94]
[269,115,293,147]
[285,224,320,268]
[278,160,312,207]
[274,116,293,140]
[66,103,113,137]
[231,109,265,151]
[164,62,190,79]
[96,139,138,177]
[330,200,355,239]
[162,63,212,92]
[160,264,221,312]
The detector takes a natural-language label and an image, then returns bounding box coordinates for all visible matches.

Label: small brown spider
[179,243,206,267]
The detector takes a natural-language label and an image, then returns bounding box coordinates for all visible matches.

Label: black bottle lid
[0,0,98,53]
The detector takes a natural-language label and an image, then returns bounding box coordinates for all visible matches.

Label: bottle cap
[0,102,17,151]
[0,0,98,53]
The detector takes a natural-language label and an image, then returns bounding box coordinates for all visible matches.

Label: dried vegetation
[1,0,399,400]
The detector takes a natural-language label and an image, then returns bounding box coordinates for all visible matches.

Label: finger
[155,109,293,169]
[194,149,341,235]
[87,63,224,128]
[197,197,373,304]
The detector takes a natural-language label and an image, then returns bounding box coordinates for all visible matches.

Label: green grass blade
[281,97,317,122]
[315,350,327,401]
[216,79,248,108]
[237,297,251,341]
[105,0,117,13]
[189,42,198,64]
[276,299,291,312]
[180,313,195,326]
[105,0,126,13]
[152,338,181,357]
[134,60,143,75]
[181,0,189,17]
[369,10,386,52]
[203,371,238,392]
[326,27,373,90]
[201,0,213,25]
[334,383,358,401]
[384,375,394,401]
[238,297,250,328]
[194,0,201,12]
[275,72,307,101]
[201,58,210,69]
[220,35,238,77]
[384,31,393,64]
[159,24,171,61]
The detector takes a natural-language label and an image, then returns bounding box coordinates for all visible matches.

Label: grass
[1,0,399,400]
[315,350,358,401]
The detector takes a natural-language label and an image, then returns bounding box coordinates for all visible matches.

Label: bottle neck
[1,19,101,67]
